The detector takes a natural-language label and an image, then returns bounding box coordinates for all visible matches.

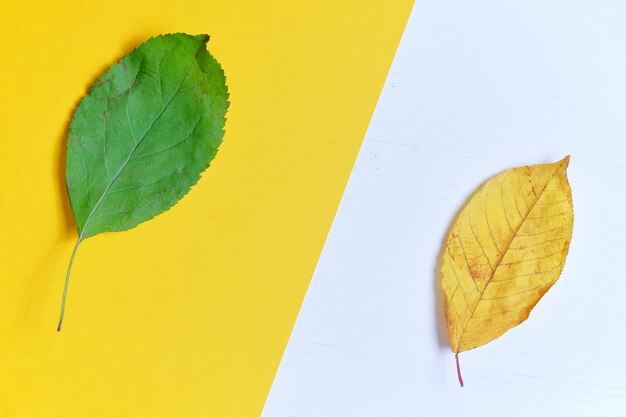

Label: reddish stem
[455,353,464,387]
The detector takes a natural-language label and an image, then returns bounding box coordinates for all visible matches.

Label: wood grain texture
[262,1,626,415]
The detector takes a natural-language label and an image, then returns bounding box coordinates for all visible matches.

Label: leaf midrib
[455,161,566,350]
[77,45,202,240]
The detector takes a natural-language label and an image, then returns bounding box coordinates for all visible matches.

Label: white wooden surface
[262,1,626,416]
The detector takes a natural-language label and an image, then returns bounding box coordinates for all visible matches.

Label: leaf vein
[77,46,201,239]
[455,161,566,349]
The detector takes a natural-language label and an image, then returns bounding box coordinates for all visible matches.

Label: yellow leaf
[441,156,573,385]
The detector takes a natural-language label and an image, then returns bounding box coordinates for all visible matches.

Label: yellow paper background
[0,1,412,415]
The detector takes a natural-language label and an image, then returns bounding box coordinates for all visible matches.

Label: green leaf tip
[196,33,210,43]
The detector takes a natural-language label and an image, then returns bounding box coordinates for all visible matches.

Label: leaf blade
[442,157,573,353]
[66,33,228,239]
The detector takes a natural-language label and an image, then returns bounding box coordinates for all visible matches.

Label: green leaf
[59,33,229,330]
